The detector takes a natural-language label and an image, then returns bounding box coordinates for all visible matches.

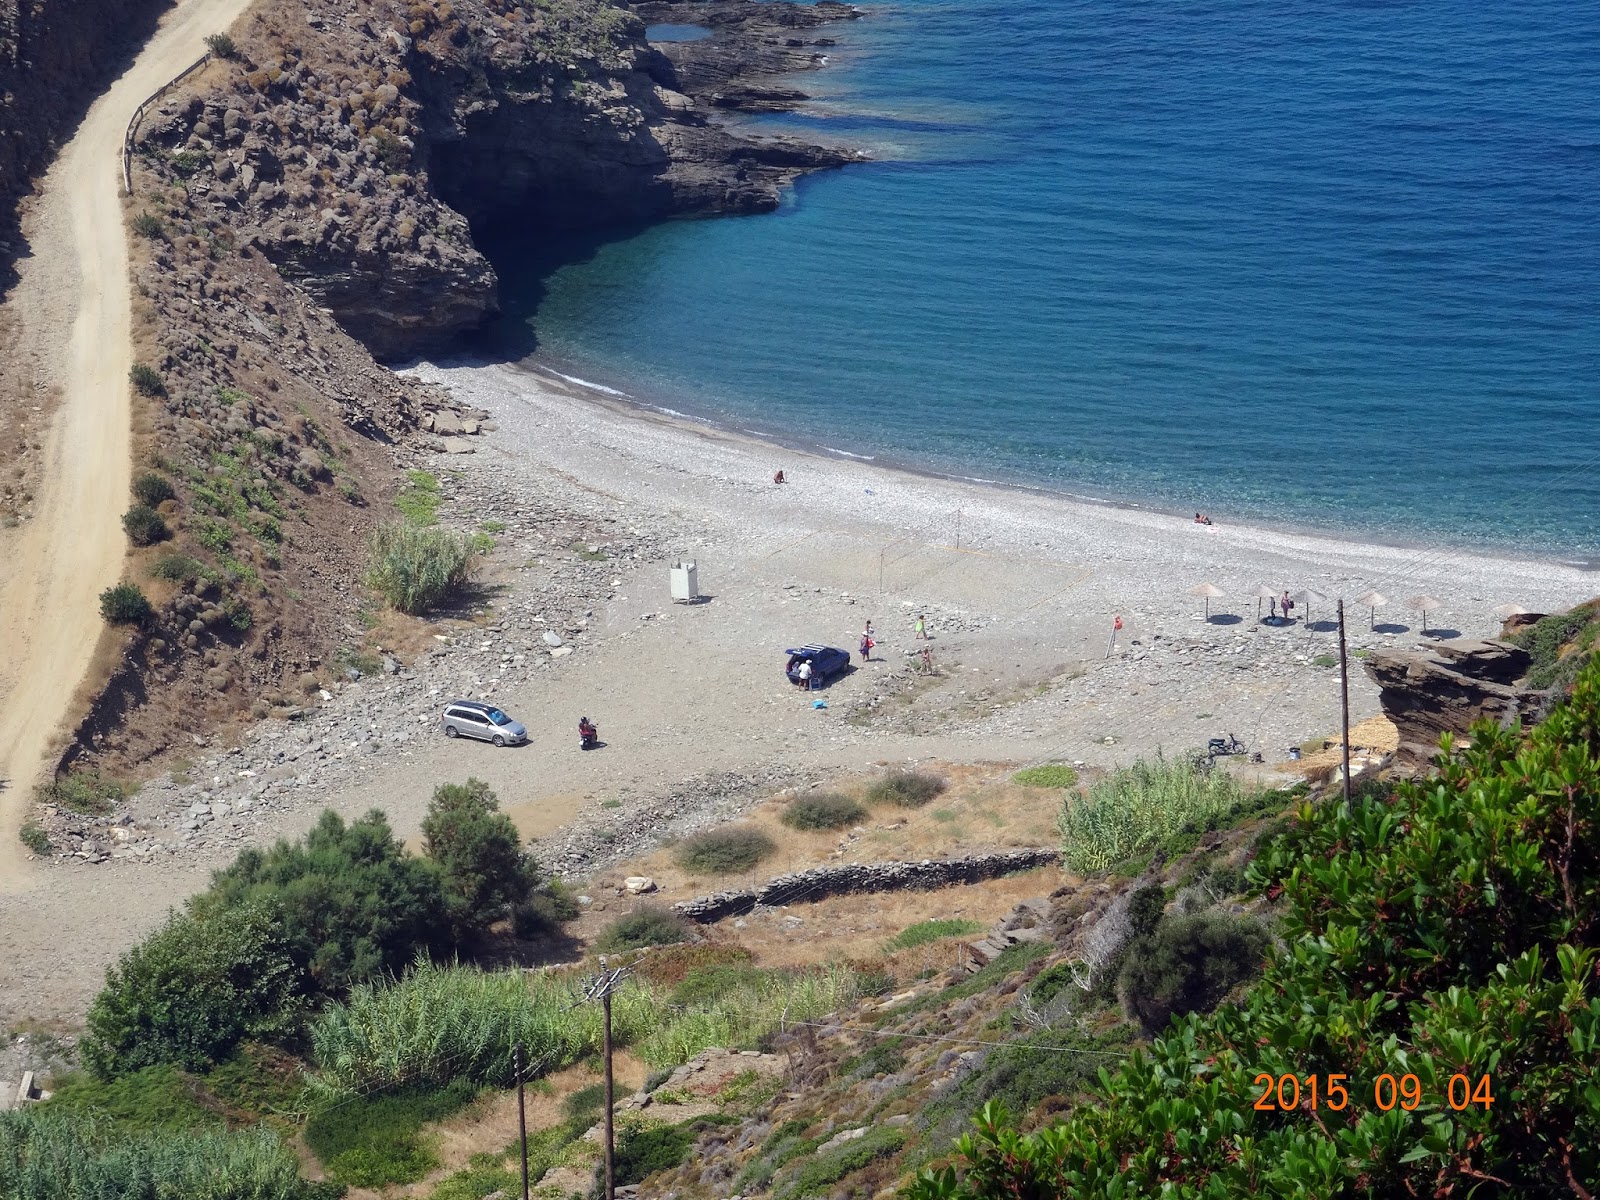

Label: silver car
[440,700,528,747]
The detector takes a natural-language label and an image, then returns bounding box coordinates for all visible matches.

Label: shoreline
[440,351,1596,584]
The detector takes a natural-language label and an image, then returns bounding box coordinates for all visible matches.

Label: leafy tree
[422,779,537,943]
[99,582,153,624]
[1116,910,1269,1035]
[910,657,1600,1198]
[82,904,300,1077]
[196,809,446,996]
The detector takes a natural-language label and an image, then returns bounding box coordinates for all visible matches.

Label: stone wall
[672,848,1061,923]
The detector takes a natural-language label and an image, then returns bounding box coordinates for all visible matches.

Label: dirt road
[0,0,256,890]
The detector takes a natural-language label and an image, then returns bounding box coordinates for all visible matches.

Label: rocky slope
[133,0,859,358]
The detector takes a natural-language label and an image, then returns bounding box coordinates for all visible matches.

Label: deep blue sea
[482,0,1600,560]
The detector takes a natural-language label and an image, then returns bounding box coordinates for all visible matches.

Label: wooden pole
[602,991,616,1200]
[1338,599,1352,804]
[515,1042,530,1200]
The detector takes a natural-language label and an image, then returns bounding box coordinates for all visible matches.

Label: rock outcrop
[1363,638,1535,767]
[133,0,861,359]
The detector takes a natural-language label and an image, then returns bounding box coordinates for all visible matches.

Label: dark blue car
[785,644,851,687]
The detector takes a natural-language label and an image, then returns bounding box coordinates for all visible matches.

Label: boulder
[624,876,657,895]
[1363,638,1536,767]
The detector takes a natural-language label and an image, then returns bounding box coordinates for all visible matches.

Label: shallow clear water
[482,0,1600,560]
[644,23,713,42]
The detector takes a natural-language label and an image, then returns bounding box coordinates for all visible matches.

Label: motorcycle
[579,719,599,751]
[1194,733,1246,770]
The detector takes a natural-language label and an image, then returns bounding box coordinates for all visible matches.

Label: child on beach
[915,614,928,640]
[860,631,875,660]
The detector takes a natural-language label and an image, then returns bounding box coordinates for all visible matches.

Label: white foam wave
[549,369,632,398]
[823,446,877,461]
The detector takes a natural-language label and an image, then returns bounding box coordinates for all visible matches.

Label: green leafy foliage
[512,880,581,938]
[204,31,236,57]
[37,769,130,814]
[0,1108,336,1200]
[673,825,776,874]
[150,553,207,583]
[1508,601,1600,690]
[365,521,476,613]
[1011,764,1079,788]
[422,778,537,944]
[394,469,441,525]
[781,792,867,830]
[132,472,175,507]
[1056,754,1264,874]
[82,904,302,1078]
[130,212,164,239]
[43,1064,223,1134]
[19,823,51,855]
[99,582,153,624]
[888,919,984,951]
[121,504,170,546]
[866,770,948,808]
[779,1125,905,1198]
[197,809,446,998]
[909,658,1600,1198]
[615,1116,736,1186]
[596,904,692,953]
[304,1079,475,1187]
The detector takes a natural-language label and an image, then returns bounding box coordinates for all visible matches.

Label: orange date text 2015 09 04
[1249,1072,1495,1113]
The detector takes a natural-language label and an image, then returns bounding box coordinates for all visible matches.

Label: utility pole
[1338,599,1352,804]
[580,964,632,1200]
[515,1042,530,1200]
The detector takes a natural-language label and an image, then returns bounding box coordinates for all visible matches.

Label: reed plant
[364,522,476,614]
[0,1107,332,1200]
[1056,754,1257,875]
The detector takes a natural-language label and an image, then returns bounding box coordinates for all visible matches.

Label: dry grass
[1274,714,1398,777]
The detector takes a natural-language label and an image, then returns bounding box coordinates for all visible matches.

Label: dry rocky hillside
[47,0,858,775]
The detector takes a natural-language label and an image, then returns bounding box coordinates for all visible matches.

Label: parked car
[440,700,528,746]
[785,644,852,687]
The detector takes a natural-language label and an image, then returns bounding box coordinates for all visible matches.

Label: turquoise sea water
[480,0,1600,561]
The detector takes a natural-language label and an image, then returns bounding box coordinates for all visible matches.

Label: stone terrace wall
[673,848,1061,923]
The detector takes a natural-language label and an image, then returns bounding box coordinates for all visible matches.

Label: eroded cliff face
[133,0,857,359]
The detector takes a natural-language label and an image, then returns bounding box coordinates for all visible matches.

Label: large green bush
[596,904,692,953]
[910,658,1600,1198]
[196,809,447,997]
[1056,754,1263,874]
[865,770,947,808]
[0,1108,336,1200]
[780,792,867,831]
[365,521,475,613]
[131,472,175,507]
[99,582,153,625]
[1116,910,1270,1035]
[82,904,301,1078]
[121,504,170,546]
[673,825,776,875]
[422,778,537,943]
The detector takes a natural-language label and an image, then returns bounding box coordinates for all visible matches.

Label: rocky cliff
[1364,637,1534,767]
[132,0,859,358]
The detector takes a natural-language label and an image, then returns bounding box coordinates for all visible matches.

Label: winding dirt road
[0,0,255,890]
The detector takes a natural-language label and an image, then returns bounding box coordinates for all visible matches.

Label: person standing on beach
[797,659,812,689]
[915,614,928,640]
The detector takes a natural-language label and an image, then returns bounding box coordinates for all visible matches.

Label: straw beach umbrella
[1249,584,1277,619]
[1296,589,1331,629]
[1189,582,1225,620]
[1406,594,1442,634]
[1493,602,1529,619]
[1355,589,1387,629]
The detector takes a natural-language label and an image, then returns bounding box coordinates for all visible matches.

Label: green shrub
[596,905,691,953]
[150,553,205,582]
[1117,910,1270,1035]
[304,1079,475,1187]
[512,881,581,938]
[99,582,153,624]
[365,521,476,614]
[131,212,164,239]
[222,596,253,631]
[778,1124,904,1198]
[887,918,983,951]
[1011,763,1079,789]
[197,518,233,553]
[0,1108,336,1200]
[121,504,169,546]
[423,779,538,943]
[37,770,129,814]
[865,770,947,808]
[616,1116,736,1186]
[82,904,302,1078]
[18,823,51,856]
[907,659,1600,1199]
[780,792,866,831]
[563,1082,607,1124]
[1508,603,1600,690]
[673,825,776,875]
[204,31,237,57]
[128,364,165,397]
[132,472,175,507]
[1310,653,1338,669]
[195,808,448,998]
[1056,754,1261,875]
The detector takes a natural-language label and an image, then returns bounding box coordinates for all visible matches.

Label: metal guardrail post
[123,52,211,196]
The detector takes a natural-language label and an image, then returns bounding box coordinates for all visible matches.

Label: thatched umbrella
[1189,582,1225,620]
[1493,602,1528,619]
[1355,589,1387,629]
[1249,583,1277,619]
[1406,594,1442,634]
[1296,589,1331,629]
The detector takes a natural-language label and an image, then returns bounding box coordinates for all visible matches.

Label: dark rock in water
[1364,638,1536,768]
